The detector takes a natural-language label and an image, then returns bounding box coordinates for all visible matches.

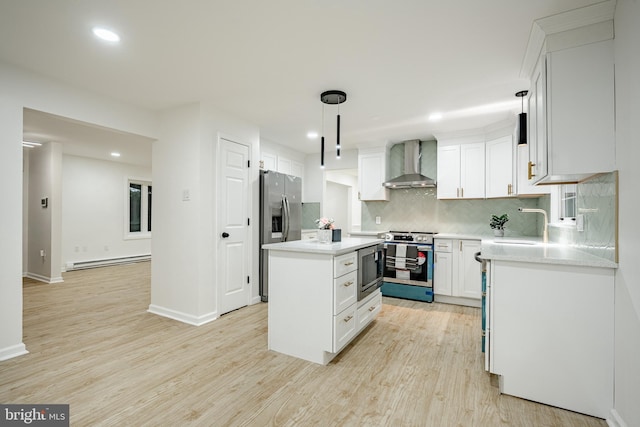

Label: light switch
[375,216,381,225]
[182,189,190,201]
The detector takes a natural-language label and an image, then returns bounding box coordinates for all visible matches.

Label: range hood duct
[383,140,436,188]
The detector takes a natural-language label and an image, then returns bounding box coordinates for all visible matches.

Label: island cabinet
[267,242,382,365]
[487,260,614,418]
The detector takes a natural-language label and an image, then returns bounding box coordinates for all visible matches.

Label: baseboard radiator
[66,254,151,271]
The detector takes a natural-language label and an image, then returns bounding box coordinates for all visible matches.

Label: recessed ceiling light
[92,27,120,43]
[428,113,443,122]
[111,152,121,157]
[307,131,318,139]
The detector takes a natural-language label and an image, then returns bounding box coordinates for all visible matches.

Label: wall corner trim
[147,305,218,326]
[0,343,29,362]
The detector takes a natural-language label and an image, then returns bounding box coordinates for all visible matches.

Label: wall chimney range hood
[383,140,436,188]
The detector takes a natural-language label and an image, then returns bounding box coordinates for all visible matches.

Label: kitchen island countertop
[262,237,383,256]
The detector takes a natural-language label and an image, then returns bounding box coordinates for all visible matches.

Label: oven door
[357,244,384,301]
[383,244,433,286]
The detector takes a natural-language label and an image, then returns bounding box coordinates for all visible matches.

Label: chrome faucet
[518,207,549,243]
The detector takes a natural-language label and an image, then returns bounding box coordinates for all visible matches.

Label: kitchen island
[263,237,384,365]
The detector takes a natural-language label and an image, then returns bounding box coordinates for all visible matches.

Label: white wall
[61,155,152,267]
[22,150,29,275]
[0,60,157,360]
[149,101,261,324]
[324,181,350,232]
[26,142,63,283]
[304,147,358,204]
[613,2,640,426]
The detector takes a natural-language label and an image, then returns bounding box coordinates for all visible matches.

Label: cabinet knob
[221,232,230,238]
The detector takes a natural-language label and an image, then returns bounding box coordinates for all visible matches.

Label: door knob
[222,232,230,238]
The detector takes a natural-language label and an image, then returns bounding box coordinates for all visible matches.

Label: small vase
[317,229,332,244]
[493,229,504,237]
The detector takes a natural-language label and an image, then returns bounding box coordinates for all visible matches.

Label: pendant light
[320,90,347,166]
[516,90,528,145]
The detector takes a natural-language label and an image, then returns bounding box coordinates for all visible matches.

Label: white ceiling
[1,0,603,162]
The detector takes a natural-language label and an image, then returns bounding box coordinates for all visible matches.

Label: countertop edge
[263,237,384,256]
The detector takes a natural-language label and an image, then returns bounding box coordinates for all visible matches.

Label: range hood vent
[383,140,436,188]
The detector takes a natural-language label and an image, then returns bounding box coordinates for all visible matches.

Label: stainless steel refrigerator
[259,170,302,302]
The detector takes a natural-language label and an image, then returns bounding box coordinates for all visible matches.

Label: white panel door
[219,139,250,315]
[457,240,482,299]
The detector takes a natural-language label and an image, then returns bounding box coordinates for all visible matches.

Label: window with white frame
[126,179,152,238]
[550,184,577,225]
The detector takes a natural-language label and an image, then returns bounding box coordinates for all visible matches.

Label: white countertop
[262,237,383,256]
[481,238,617,269]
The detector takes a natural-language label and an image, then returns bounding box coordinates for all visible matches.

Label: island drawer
[334,270,358,314]
[357,290,382,332]
[333,303,357,353]
[334,251,358,277]
[434,239,453,253]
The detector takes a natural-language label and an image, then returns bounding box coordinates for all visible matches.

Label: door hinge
[247,160,251,168]
[247,276,250,284]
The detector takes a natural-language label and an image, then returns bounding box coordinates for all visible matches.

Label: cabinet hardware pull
[344,261,354,266]
[456,188,459,198]
[344,281,353,287]
[507,184,512,195]
[368,306,376,312]
[343,315,353,322]
[459,241,462,251]
[527,161,536,180]
[460,188,464,198]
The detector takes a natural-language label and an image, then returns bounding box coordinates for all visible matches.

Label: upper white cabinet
[358,147,389,201]
[527,39,615,184]
[261,151,304,178]
[485,135,514,198]
[516,144,550,196]
[437,142,485,199]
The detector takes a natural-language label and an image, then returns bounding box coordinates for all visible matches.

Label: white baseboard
[608,409,628,427]
[250,295,262,305]
[66,254,151,271]
[24,273,64,284]
[434,294,482,308]
[147,304,218,326]
[0,343,29,361]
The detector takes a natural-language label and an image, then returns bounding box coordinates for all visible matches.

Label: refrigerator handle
[285,196,291,241]
[282,195,289,241]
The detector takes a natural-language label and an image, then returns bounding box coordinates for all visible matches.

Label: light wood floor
[1,262,606,426]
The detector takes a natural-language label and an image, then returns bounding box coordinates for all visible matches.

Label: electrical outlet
[375,216,381,225]
[576,214,584,232]
[182,189,190,201]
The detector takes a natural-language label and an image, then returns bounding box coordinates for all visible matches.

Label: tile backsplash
[361,188,541,236]
[550,171,617,262]
[302,202,320,229]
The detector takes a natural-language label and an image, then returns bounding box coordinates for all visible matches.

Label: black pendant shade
[516,90,528,146]
[320,90,347,166]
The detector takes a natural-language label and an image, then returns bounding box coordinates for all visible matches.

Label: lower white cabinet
[357,291,382,332]
[433,238,481,306]
[488,260,614,419]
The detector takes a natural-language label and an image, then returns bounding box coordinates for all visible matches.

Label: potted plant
[490,214,509,237]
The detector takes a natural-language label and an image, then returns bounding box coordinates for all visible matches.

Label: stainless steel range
[381,231,435,302]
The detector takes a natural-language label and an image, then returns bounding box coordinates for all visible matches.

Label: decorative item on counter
[490,213,509,237]
[315,217,335,244]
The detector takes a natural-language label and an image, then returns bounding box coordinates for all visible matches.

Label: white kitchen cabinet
[433,239,453,295]
[527,39,615,184]
[261,152,277,172]
[437,142,485,199]
[485,136,514,198]
[433,238,481,306]
[488,260,614,419]
[458,240,481,300]
[516,144,550,196]
[358,147,389,201]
